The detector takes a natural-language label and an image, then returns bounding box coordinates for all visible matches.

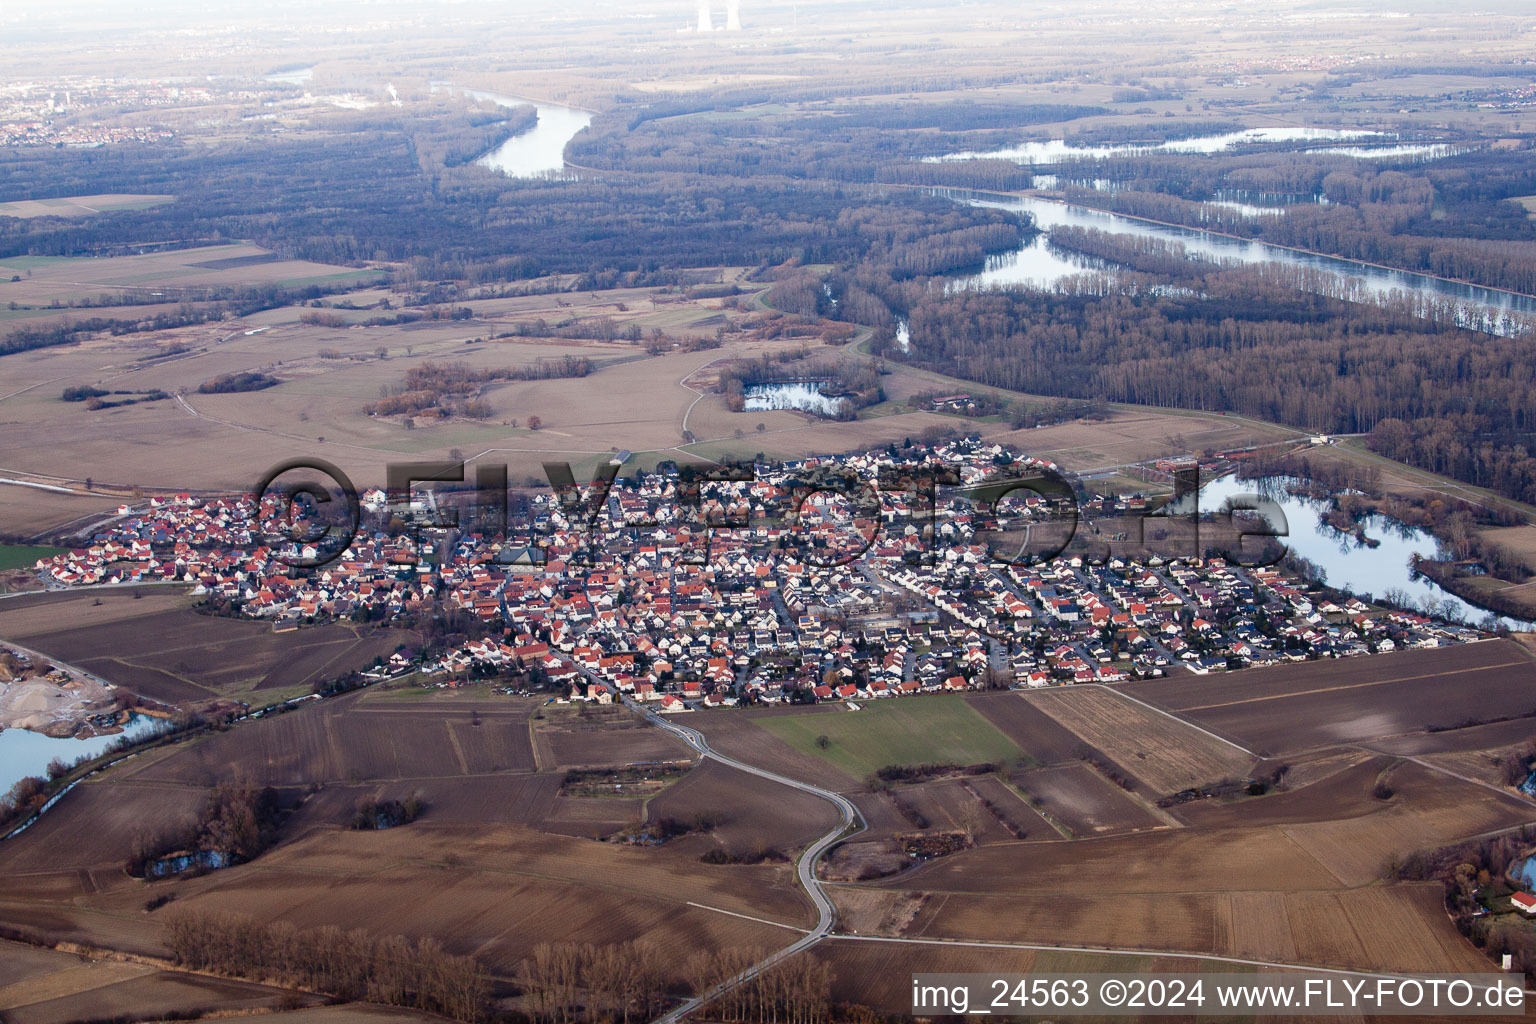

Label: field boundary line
[1081,684,1255,758]
[1392,752,1536,812]
[444,720,471,775]
[0,959,157,1009]
[1175,659,1530,713]
[529,717,549,771]
[998,774,1074,839]
[684,901,811,934]
[827,933,1527,983]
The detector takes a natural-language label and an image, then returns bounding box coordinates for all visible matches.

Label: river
[928,126,1469,165]
[433,86,593,179]
[929,189,1536,335]
[929,125,1383,163]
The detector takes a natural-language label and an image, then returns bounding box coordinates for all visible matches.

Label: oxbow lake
[1182,475,1528,630]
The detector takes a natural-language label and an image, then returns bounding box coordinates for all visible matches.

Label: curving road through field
[624,698,865,1024]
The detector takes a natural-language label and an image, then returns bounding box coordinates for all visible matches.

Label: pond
[0,713,165,796]
[147,849,230,878]
[743,382,849,416]
[265,66,313,85]
[1514,852,1536,890]
[1181,474,1528,629]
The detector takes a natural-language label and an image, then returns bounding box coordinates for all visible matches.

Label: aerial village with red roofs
[31,439,1482,712]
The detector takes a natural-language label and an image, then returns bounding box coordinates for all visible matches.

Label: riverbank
[895,183,1536,307]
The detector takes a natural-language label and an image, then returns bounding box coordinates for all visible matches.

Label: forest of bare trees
[886,244,1536,505]
[165,910,490,1022]
[566,96,1106,190]
[1051,149,1536,294]
[127,784,285,877]
[365,357,593,419]
[0,121,1027,296]
[519,942,831,1024]
[519,941,671,1024]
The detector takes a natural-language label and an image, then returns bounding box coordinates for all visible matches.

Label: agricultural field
[161,825,810,974]
[837,873,1485,974]
[540,795,646,840]
[1372,716,1536,757]
[813,932,1504,1015]
[1120,640,1536,756]
[965,690,1096,764]
[1021,686,1256,794]
[892,823,1339,898]
[1172,754,1387,829]
[845,788,919,841]
[0,590,415,705]
[1010,762,1166,836]
[0,674,855,989]
[0,193,174,218]
[0,255,1293,533]
[953,774,1055,840]
[744,697,1026,783]
[531,702,693,770]
[0,778,210,873]
[118,690,539,786]
[912,889,1224,954]
[0,244,379,307]
[646,759,840,856]
[0,951,317,1024]
[1284,885,1496,974]
[0,818,813,982]
[809,941,1231,1013]
[817,730,1536,979]
[825,878,1490,984]
[0,545,63,571]
[1275,761,1536,887]
[1418,745,1532,788]
[0,284,901,497]
[887,777,1030,844]
[0,942,84,990]
[0,484,126,541]
[283,773,562,834]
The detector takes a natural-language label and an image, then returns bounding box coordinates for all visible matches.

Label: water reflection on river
[432,85,592,179]
[933,190,1536,335]
[929,126,1382,164]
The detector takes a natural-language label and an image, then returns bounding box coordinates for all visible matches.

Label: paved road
[625,698,864,1024]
